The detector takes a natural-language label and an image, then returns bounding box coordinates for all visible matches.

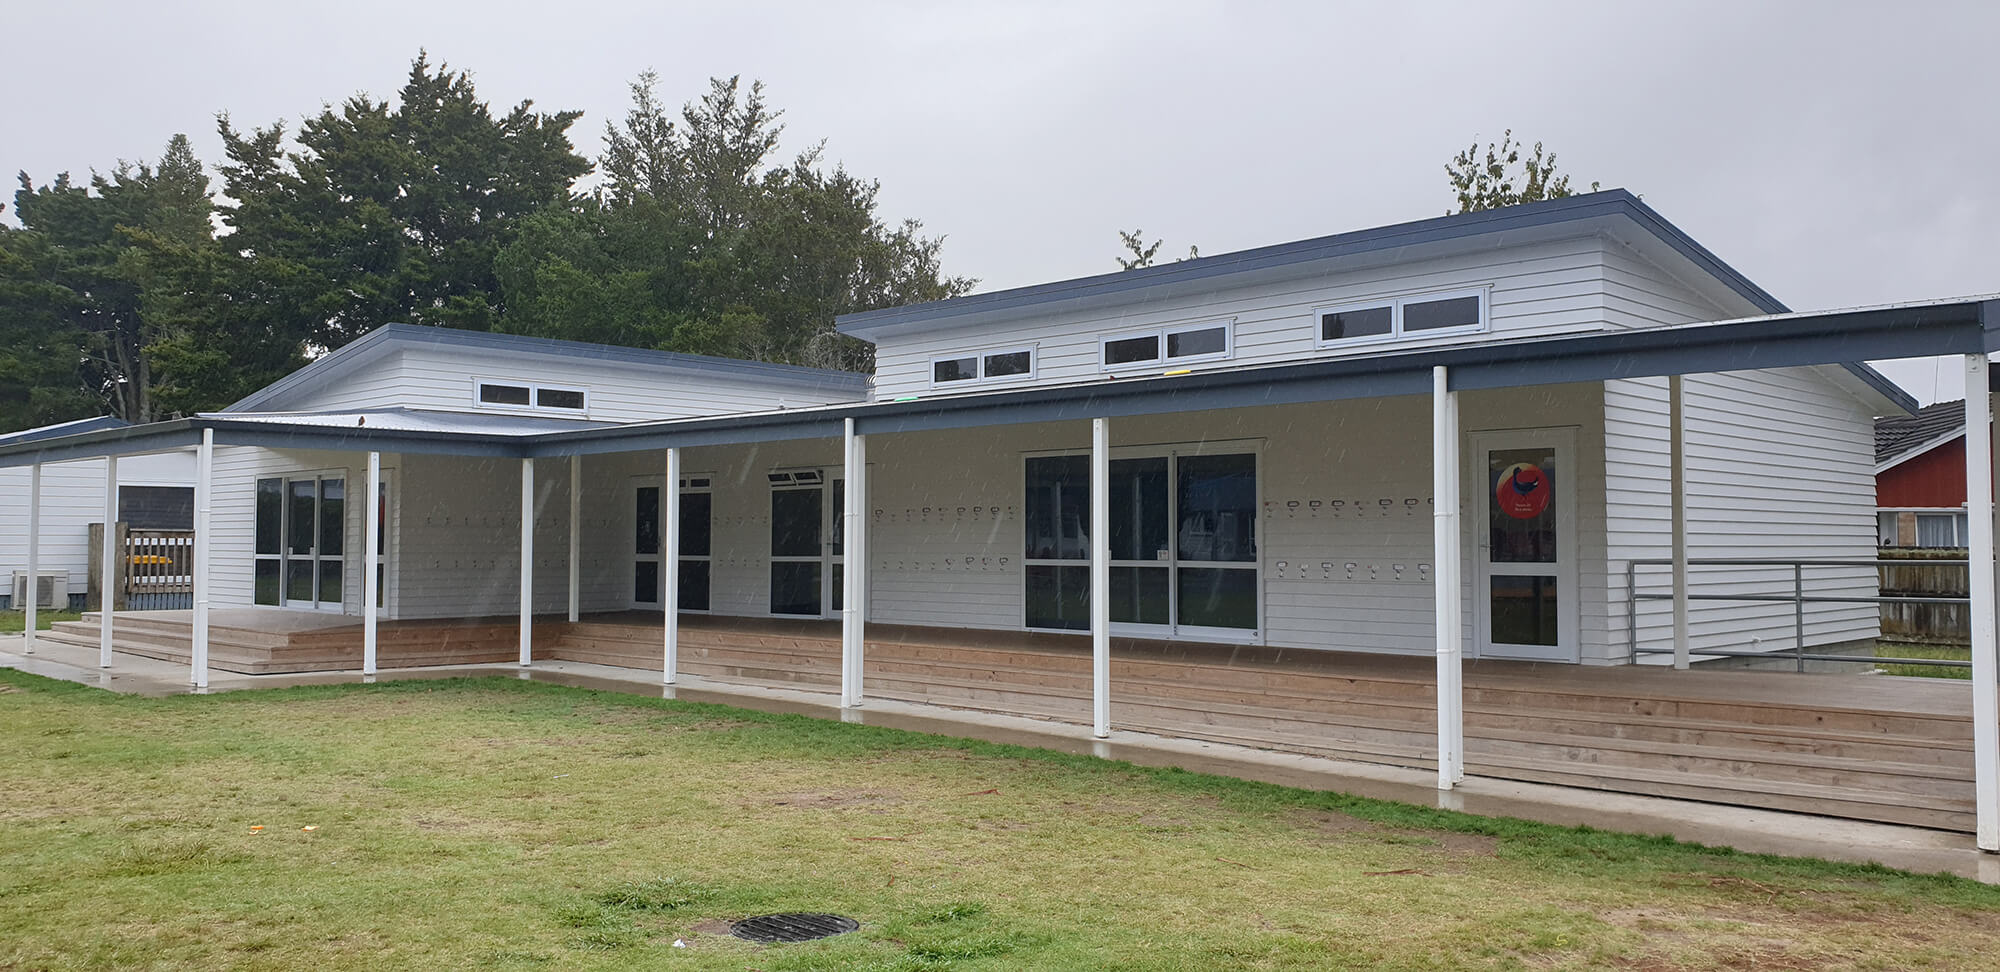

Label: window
[929,347,1036,387]
[634,476,713,611]
[478,383,532,406]
[1316,288,1488,347]
[1024,448,1259,635]
[254,474,345,608]
[474,379,588,412]
[118,485,194,530]
[1915,512,1969,548]
[1099,321,1233,371]
[1879,509,1971,548]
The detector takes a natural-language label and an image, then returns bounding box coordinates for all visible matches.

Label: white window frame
[252,465,357,614]
[470,377,591,414]
[928,346,1038,389]
[1878,506,1971,548]
[1018,437,1264,644]
[1098,319,1235,373]
[1313,286,1490,350]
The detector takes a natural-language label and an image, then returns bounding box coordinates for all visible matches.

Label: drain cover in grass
[729,913,860,943]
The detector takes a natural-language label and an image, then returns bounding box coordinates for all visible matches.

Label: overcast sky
[5,1,1992,405]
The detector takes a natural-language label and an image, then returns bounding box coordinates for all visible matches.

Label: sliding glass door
[1024,448,1259,639]
[254,474,344,609]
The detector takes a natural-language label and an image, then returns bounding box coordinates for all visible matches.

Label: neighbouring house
[1877,399,1975,547]
[0,417,196,611]
[15,189,2000,842]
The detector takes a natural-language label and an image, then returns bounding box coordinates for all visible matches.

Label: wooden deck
[44,610,1978,833]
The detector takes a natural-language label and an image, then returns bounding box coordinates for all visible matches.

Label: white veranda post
[191,430,213,688]
[518,458,534,667]
[1091,418,1111,739]
[1432,366,1464,788]
[568,455,581,624]
[363,451,381,675]
[100,455,117,668]
[1963,356,1997,852]
[1669,375,1690,670]
[663,448,680,684]
[23,463,39,654]
[840,420,867,707]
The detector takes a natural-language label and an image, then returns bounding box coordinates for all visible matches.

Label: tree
[0,214,97,431]
[1446,130,1599,214]
[500,73,974,371]
[4,134,216,424]
[1114,228,1198,270]
[215,53,591,351]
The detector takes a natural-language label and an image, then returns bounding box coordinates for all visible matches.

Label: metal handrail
[1625,556,1973,672]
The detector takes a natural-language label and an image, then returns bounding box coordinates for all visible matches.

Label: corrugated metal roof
[1876,399,1965,465]
[0,415,130,444]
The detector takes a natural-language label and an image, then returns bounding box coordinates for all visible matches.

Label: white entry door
[1471,428,1578,662]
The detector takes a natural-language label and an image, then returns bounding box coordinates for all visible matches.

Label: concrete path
[5,635,1996,884]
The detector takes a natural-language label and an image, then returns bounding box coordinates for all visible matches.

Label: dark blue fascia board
[532,300,1982,449]
[7,300,1975,464]
[203,421,527,459]
[525,413,848,457]
[0,422,205,468]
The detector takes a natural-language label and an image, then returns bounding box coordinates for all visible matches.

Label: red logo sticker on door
[1494,462,1551,519]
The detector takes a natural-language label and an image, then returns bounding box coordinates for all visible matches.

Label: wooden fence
[86,525,196,611]
[1878,548,1968,645]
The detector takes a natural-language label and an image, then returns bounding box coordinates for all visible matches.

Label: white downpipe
[518,458,534,667]
[663,448,680,684]
[1669,375,1690,670]
[363,451,381,675]
[1432,367,1463,788]
[1091,418,1111,739]
[568,455,581,624]
[100,456,117,668]
[1964,357,1997,852]
[23,463,39,654]
[840,421,867,707]
[191,430,213,688]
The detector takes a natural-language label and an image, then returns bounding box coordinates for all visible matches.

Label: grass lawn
[0,608,82,632]
[1877,643,1973,679]
[1,671,1996,970]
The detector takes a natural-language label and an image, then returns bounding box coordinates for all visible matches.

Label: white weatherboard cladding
[207,446,369,614]
[1597,237,1746,328]
[639,388,1616,660]
[279,346,862,420]
[871,236,1616,400]
[0,452,194,589]
[1605,368,1882,658]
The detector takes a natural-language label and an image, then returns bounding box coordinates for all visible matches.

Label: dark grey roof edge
[0,415,131,445]
[9,296,1979,467]
[227,323,868,412]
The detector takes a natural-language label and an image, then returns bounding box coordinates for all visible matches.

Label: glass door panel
[1474,434,1575,661]
[633,484,660,606]
[1024,449,1259,638]
[1109,457,1170,627]
[317,479,343,606]
[771,485,824,616]
[1174,453,1258,632]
